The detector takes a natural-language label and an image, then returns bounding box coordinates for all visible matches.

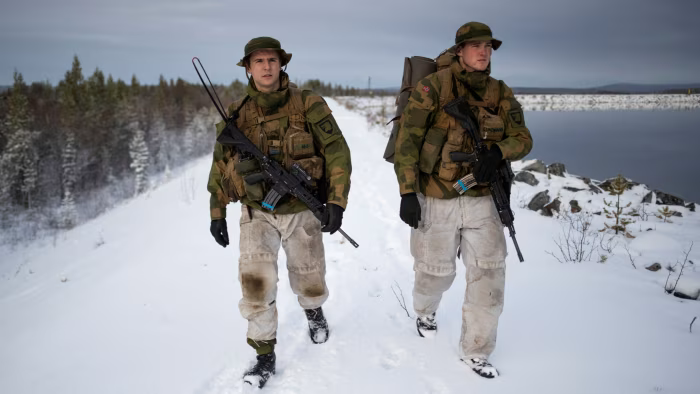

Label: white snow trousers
[238,205,328,341]
[411,194,507,360]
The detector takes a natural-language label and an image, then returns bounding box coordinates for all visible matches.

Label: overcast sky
[1,0,698,88]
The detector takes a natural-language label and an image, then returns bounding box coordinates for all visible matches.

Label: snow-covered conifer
[129,128,150,195]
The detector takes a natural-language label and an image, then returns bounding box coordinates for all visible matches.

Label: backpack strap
[438,69,453,107]
[231,95,250,122]
[287,87,305,122]
[485,78,501,109]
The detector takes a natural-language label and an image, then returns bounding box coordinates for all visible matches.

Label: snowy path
[1,99,699,394]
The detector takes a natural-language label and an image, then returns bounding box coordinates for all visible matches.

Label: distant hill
[513,83,700,95]
[0,85,10,93]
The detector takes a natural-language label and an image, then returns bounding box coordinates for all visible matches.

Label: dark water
[525,110,700,203]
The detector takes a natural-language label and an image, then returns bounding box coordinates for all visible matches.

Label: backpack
[383,48,455,163]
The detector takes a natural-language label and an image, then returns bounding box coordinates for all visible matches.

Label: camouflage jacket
[207,74,352,219]
[394,59,532,199]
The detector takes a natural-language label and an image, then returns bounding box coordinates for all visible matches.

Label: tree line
[0,56,239,242]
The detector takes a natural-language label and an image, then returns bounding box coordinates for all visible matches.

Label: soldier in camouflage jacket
[206,37,352,385]
[393,22,532,379]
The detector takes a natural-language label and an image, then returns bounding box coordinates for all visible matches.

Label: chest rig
[224,88,324,203]
[417,69,505,182]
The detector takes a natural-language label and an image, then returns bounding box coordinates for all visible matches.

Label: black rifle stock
[443,97,524,262]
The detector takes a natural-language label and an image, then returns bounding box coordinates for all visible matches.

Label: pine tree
[656,206,674,223]
[58,55,85,130]
[601,174,635,238]
[129,128,150,195]
[149,117,169,172]
[0,71,38,209]
[59,131,78,228]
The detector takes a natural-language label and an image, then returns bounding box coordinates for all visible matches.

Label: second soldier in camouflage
[394,22,533,379]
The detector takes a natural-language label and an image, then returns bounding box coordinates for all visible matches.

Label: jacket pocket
[418,127,446,174]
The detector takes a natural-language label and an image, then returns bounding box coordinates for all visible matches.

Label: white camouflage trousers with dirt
[238,205,328,341]
[411,193,507,360]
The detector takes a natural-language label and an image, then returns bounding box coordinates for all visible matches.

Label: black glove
[322,204,344,234]
[473,144,503,183]
[399,193,421,229]
[210,218,229,247]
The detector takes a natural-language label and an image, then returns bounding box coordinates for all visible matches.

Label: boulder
[673,290,699,301]
[686,202,695,212]
[522,160,546,174]
[642,192,653,204]
[672,211,683,217]
[588,184,603,194]
[542,198,561,217]
[564,186,586,192]
[514,171,539,186]
[598,176,639,192]
[528,190,550,212]
[655,190,684,206]
[570,200,582,213]
[548,163,566,177]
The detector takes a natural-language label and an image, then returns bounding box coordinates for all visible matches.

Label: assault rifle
[443,97,524,262]
[192,57,358,248]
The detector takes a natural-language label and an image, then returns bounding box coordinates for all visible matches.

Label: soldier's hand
[399,193,421,229]
[473,144,503,183]
[322,204,344,235]
[210,218,229,247]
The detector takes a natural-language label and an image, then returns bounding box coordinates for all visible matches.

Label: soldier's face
[457,41,492,71]
[246,50,281,93]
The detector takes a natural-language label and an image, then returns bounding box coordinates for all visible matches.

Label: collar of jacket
[247,71,291,109]
[450,58,490,92]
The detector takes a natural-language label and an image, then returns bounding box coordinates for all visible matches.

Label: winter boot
[304,307,329,344]
[416,312,437,338]
[242,352,276,388]
[462,357,499,379]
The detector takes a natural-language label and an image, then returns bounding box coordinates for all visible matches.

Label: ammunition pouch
[438,141,465,181]
[235,157,265,201]
[477,107,505,142]
[221,152,245,202]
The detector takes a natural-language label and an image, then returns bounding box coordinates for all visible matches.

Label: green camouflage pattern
[455,21,502,50]
[237,36,293,67]
[394,59,532,199]
[247,338,276,355]
[207,75,352,219]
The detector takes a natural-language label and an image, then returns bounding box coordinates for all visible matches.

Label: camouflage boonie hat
[237,36,293,67]
[455,22,502,50]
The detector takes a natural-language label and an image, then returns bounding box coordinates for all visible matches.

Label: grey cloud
[0,0,698,88]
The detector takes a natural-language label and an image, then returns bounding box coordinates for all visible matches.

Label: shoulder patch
[423,86,430,93]
[319,119,334,134]
[509,109,524,127]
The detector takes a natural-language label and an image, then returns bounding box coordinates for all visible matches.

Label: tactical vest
[222,88,324,202]
[418,68,505,182]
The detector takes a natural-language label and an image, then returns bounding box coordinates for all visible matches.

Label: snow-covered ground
[1,98,699,394]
